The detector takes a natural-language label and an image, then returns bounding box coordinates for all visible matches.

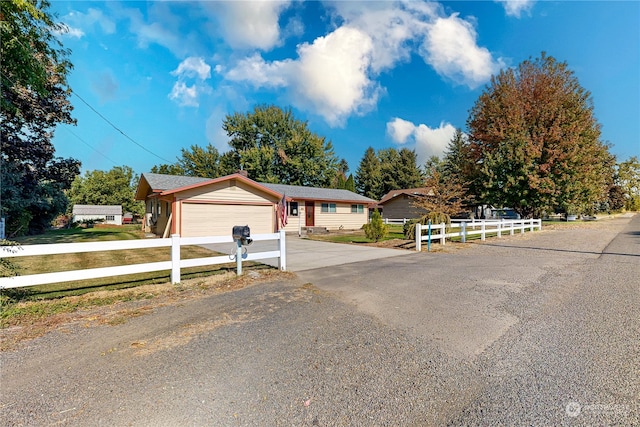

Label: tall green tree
[355,147,382,199]
[222,105,339,187]
[152,143,232,178]
[68,166,144,216]
[1,0,80,235]
[466,53,614,217]
[616,156,640,210]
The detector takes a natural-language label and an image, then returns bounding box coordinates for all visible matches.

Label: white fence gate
[415,219,541,251]
[0,231,286,289]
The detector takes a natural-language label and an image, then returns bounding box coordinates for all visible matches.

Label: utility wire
[61,125,120,167]
[71,91,173,164]
[2,68,173,165]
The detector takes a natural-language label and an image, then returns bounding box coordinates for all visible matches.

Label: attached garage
[136,172,285,238]
[180,202,274,237]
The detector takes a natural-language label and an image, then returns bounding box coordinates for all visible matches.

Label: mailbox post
[232,225,251,275]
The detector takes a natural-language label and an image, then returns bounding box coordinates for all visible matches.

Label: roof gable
[379,188,432,204]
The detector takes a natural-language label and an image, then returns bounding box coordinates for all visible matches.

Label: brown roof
[378,188,433,204]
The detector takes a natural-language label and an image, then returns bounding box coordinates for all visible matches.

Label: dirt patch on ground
[0,269,295,352]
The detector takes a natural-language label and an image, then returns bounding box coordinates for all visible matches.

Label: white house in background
[72,205,123,225]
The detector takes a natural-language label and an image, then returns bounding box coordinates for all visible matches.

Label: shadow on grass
[0,263,275,304]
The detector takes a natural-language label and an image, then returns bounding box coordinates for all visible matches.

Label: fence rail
[0,231,286,289]
[415,219,541,251]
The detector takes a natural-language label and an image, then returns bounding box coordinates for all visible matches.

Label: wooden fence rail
[0,231,286,289]
[415,219,541,251]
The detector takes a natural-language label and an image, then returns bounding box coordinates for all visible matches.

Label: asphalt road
[1,215,638,426]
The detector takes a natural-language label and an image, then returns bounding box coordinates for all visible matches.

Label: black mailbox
[232,225,252,245]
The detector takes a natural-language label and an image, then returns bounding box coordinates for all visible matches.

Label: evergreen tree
[355,147,382,199]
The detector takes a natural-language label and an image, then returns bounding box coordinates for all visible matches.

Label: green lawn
[2,225,261,303]
[306,224,406,244]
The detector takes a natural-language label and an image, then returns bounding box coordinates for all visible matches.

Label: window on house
[166,202,170,217]
[351,204,364,213]
[289,201,299,217]
[321,203,336,213]
[106,215,115,221]
[157,200,161,216]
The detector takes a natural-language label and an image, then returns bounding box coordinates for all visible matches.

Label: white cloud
[59,8,115,37]
[55,24,84,39]
[222,2,504,125]
[419,13,505,89]
[168,57,211,108]
[224,54,290,87]
[168,82,199,107]
[225,26,381,126]
[387,117,416,145]
[292,26,381,125]
[171,57,211,80]
[497,0,536,18]
[201,1,292,50]
[386,118,457,166]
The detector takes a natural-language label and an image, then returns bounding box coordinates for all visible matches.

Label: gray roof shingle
[143,173,211,192]
[261,183,376,203]
[72,205,122,215]
[140,173,377,203]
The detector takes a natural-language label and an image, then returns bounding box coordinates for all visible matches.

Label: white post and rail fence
[415,218,542,252]
[0,231,286,290]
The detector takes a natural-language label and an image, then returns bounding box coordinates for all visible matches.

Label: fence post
[235,239,243,275]
[509,219,514,236]
[415,223,421,252]
[481,221,486,241]
[497,220,502,238]
[278,230,286,271]
[171,234,181,284]
[521,220,525,234]
[461,221,467,243]
[441,223,446,245]
[529,218,534,232]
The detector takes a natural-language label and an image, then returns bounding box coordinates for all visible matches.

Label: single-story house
[260,182,377,234]
[72,204,123,225]
[378,188,432,221]
[135,172,377,238]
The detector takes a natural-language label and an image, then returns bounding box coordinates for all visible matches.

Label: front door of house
[305,201,315,227]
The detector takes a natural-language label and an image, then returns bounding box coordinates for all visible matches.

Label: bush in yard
[363,211,388,242]
[405,212,451,240]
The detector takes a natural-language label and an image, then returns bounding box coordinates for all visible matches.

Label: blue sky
[49,1,640,177]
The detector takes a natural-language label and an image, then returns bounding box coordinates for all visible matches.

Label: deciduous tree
[1,0,79,235]
[222,105,339,187]
[466,53,614,218]
[68,166,144,217]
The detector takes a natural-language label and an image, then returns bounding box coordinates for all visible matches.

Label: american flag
[279,194,288,228]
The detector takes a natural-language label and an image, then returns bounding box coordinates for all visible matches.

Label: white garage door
[181,203,274,237]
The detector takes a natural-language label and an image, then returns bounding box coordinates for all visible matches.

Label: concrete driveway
[204,235,407,272]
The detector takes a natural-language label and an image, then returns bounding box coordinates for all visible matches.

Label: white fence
[415,219,541,251]
[0,231,286,289]
[383,218,411,225]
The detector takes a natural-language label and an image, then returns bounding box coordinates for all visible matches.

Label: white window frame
[321,203,336,213]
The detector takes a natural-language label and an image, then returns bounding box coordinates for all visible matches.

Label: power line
[60,125,120,167]
[71,91,173,164]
